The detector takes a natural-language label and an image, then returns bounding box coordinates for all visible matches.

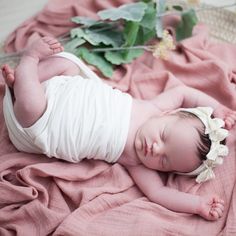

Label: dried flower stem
[91,45,151,52]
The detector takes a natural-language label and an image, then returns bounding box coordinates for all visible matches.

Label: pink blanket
[1,0,236,235]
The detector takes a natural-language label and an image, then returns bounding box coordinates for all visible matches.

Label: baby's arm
[126,165,224,220]
[151,85,236,129]
[151,85,219,111]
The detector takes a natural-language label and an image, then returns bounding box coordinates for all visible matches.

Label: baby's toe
[1,64,15,86]
[53,47,64,54]
[2,64,12,76]
[48,39,60,45]
[42,36,56,43]
[50,43,62,49]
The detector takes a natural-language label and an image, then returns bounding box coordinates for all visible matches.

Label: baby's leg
[2,55,80,86]
[2,56,80,86]
[37,56,80,83]
[10,37,63,127]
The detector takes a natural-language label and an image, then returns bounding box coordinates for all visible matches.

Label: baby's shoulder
[132,99,161,116]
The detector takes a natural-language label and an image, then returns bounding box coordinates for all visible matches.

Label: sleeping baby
[2,37,236,221]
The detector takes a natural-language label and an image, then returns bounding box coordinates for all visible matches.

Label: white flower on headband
[195,160,216,183]
[177,107,229,183]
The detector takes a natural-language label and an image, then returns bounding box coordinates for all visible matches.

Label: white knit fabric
[3,52,132,163]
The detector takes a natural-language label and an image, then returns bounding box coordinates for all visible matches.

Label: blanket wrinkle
[1,0,236,235]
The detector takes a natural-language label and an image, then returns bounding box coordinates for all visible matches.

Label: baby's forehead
[166,115,202,148]
[171,111,204,129]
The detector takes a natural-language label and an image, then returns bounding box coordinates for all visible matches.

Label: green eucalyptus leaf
[76,47,113,78]
[70,27,123,47]
[176,9,198,41]
[139,2,156,30]
[71,28,86,39]
[71,16,115,30]
[156,0,166,15]
[105,49,144,65]
[135,27,156,45]
[155,18,163,39]
[88,22,116,31]
[172,5,183,11]
[156,0,166,38]
[123,21,140,47]
[72,28,99,45]
[64,38,85,53]
[85,28,123,47]
[98,2,147,22]
[71,16,98,26]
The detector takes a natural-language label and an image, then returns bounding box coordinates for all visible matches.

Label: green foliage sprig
[64,0,198,78]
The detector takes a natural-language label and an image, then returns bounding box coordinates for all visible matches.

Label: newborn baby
[2,37,236,221]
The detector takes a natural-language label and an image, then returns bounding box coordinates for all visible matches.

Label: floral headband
[177,107,229,183]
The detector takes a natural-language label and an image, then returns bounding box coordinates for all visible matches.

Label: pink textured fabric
[1,0,236,235]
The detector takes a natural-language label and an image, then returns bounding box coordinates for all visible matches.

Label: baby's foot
[24,36,64,61]
[1,64,15,87]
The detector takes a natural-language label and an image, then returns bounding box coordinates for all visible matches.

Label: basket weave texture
[167,0,236,43]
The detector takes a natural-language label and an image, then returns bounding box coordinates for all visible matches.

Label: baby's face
[134,114,203,173]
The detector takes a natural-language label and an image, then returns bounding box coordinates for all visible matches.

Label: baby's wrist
[211,101,221,112]
[195,195,203,215]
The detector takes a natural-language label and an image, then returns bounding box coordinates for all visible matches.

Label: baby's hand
[214,105,236,130]
[197,195,224,221]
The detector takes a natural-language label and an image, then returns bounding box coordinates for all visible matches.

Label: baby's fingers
[214,203,224,213]
[210,206,223,219]
[227,111,236,121]
[225,117,236,130]
[213,197,224,205]
[229,110,236,117]
[209,201,224,220]
[210,209,221,220]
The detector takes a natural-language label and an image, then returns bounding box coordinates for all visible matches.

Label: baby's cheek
[135,139,142,151]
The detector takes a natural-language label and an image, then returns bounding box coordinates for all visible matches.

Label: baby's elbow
[175,85,189,94]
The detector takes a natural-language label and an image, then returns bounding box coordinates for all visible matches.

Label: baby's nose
[152,142,164,156]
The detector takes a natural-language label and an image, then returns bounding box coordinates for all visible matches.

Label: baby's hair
[174,111,211,161]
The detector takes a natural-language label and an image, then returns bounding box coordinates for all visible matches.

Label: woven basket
[197,5,236,43]
[167,0,236,43]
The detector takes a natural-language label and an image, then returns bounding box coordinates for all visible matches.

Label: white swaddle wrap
[3,52,132,163]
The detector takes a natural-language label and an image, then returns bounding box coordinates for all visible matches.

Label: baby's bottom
[4,37,80,128]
